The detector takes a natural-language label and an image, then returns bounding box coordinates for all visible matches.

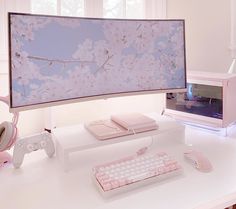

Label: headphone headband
[0,96,19,151]
[0,96,19,126]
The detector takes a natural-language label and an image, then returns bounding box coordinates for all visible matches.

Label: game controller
[13,131,55,168]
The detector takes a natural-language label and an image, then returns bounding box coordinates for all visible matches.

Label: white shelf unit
[52,114,185,171]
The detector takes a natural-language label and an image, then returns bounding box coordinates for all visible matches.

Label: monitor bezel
[8,12,187,112]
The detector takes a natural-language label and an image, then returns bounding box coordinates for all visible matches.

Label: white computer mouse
[184,150,213,173]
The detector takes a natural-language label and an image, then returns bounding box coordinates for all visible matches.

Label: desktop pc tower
[165,71,236,128]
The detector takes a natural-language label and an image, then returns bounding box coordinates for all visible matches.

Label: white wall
[167,0,232,73]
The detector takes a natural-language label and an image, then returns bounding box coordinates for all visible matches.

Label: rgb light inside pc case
[166,83,223,119]
[9,13,186,111]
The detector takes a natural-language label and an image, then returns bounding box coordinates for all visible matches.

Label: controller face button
[40,141,47,148]
[27,144,34,152]
[17,142,23,148]
[32,143,39,151]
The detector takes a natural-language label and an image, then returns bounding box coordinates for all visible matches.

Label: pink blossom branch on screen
[27,55,94,64]
[95,54,114,74]
[27,54,114,74]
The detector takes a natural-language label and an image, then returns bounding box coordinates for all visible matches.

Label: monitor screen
[8,12,187,111]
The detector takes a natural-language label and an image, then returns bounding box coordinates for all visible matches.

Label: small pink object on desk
[0,152,12,168]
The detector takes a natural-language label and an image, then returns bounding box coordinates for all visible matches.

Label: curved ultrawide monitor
[8,12,186,111]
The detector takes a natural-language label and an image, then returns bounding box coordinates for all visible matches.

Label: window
[61,0,84,16]
[31,0,84,16]
[31,0,145,18]
[103,0,125,18]
[31,0,57,15]
[126,0,144,18]
[103,0,145,18]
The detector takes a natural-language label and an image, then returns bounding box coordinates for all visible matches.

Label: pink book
[85,113,158,140]
[85,120,133,140]
[111,113,158,130]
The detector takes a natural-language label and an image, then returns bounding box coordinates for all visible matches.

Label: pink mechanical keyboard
[93,149,183,197]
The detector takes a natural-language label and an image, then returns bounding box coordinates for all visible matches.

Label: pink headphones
[0,96,19,152]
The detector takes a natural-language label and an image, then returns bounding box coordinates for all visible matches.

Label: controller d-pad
[27,144,34,152]
[27,143,39,151]
[40,141,46,148]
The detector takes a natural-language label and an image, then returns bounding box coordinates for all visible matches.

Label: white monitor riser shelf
[51,113,185,171]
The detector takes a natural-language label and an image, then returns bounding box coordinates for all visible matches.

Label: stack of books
[111,113,158,133]
[85,113,158,140]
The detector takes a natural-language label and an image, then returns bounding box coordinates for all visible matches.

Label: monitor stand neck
[228,59,236,74]
[44,107,56,132]
[228,0,236,73]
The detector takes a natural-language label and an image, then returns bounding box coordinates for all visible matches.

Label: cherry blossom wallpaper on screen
[10,13,185,108]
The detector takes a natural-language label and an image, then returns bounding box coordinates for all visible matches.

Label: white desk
[1,119,236,209]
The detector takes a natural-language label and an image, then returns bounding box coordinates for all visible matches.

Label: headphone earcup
[0,122,14,152]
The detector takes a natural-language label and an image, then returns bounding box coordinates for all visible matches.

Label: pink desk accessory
[111,113,158,131]
[85,113,158,140]
[0,152,12,168]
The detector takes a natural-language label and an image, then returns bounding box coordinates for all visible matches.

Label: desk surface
[1,121,236,209]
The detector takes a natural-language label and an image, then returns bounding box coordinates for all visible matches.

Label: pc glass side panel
[9,13,186,111]
[166,83,223,119]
